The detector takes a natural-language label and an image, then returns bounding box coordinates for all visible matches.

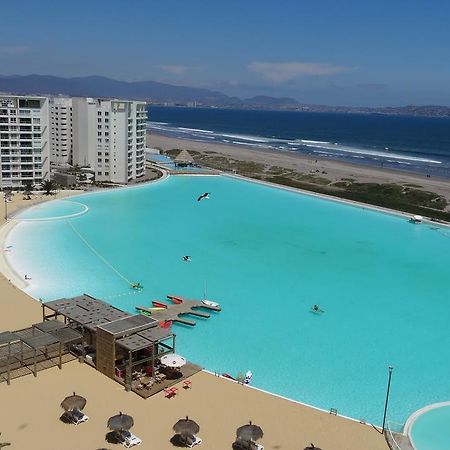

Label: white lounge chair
[187,435,202,448]
[70,410,89,425]
[120,431,142,448]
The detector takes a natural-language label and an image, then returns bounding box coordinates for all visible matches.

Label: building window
[97,171,102,175]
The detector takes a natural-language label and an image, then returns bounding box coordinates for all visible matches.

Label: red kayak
[167,295,184,304]
[152,300,167,309]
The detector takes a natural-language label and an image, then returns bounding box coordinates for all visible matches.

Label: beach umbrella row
[60,394,321,449]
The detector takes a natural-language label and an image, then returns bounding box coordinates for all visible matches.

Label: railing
[385,421,412,450]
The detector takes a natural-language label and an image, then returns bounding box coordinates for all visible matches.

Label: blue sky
[1,0,450,106]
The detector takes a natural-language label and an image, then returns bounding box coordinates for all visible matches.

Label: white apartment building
[0,95,50,189]
[49,97,72,165]
[71,98,146,184]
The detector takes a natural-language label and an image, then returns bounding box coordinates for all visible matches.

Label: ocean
[147,106,450,179]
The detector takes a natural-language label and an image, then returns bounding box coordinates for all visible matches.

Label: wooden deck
[137,296,221,327]
[127,362,202,399]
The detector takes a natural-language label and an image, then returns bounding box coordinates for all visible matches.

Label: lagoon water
[6,175,450,425]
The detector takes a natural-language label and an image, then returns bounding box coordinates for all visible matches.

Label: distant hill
[0,74,296,108]
[1,74,449,116]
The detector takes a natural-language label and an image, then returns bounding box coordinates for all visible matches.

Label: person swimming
[311,304,324,313]
[182,255,191,262]
[131,282,143,289]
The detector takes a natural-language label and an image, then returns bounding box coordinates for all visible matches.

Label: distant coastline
[1,74,450,118]
[148,102,450,118]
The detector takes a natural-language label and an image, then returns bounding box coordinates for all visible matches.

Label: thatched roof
[174,150,194,163]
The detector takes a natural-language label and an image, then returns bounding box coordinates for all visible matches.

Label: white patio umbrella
[160,353,187,368]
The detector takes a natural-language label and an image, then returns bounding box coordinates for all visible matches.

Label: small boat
[167,294,184,304]
[160,320,173,329]
[409,215,423,224]
[222,373,236,381]
[201,299,220,308]
[152,300,168,309]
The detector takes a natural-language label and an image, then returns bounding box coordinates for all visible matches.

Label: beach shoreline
[147,132,450,208]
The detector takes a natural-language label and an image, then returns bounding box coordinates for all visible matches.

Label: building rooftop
[98,315,157,338]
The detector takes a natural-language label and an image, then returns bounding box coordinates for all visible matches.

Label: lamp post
[382,365,393,434]
[3,194,7,221]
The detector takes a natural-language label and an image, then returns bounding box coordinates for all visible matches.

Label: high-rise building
[0,95,50,189]
[49,97,73,165]
[70,98,146,184]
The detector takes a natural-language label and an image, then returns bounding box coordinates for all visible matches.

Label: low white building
[0,95,50,189]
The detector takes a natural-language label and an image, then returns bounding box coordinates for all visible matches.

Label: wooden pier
[136,295,221,326]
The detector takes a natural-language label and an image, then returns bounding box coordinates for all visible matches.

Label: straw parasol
[160,353,187,368]
[107,412,134,432]
[60,392,87,412]
[174,150,194,166]
[236,421,263,442]
[173,416,200,436]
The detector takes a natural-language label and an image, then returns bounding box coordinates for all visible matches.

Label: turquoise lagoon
[6,175,450,425]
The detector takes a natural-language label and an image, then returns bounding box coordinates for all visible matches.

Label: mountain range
[1,74,450,117]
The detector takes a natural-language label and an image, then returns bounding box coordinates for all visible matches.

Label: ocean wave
[288,139,331,145]
[148,121,169,126]
[178,127,214,134]
[222,133,279,143]
[302,143,442,164]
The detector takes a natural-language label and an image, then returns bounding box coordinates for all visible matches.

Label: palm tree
[40,180,57,196]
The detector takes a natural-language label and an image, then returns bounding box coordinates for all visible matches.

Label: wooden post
[7,341,11,385]
[126,350,132,391]
[58,342,62,369]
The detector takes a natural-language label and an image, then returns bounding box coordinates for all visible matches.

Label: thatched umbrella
[173,416,200,436]
[236,421,263,442]
[174,150,194,166]
[60,392,87,412]
[107,412,134,432]
[0,432,10,448]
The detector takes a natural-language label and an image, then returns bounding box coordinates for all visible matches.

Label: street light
[3,194,7,221]
[382,365,394,434]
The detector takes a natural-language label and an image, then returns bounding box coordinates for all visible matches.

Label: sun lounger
[119,431,142,448]
[187,435,202,448]
[233,440,263,450]
[164,386,178,398]
[70,410,89,425]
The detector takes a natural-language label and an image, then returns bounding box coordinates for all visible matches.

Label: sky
[1,0,450,106]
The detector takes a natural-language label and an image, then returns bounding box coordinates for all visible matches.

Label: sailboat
[201,280,220,308]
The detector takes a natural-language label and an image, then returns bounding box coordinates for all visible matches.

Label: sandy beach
[147,133,450,207]
[0,186,391,449]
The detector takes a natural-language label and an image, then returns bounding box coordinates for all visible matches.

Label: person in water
[313,304,320,312]
[182,255,191,262]
[131,282,142,289]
